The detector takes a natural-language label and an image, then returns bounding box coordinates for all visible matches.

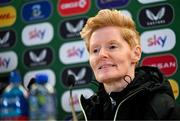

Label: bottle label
[0,93,28,119]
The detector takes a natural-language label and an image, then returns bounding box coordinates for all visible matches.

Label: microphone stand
[69,85,78,121]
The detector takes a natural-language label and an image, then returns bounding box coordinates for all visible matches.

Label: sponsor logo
[0,51,17,73]
[22,22,53,46]
[64,115,73,121]
[168,79,179,99]
[0,29,16,49]
[96,0,129,9]
[23,47,53,68]
[61,88,94,112]
[119,10,132,18]
[59,17,87,39]
[59,40,89,64]
[138,4,174,28]
[23,69,56,90]
[21,0,52,22]
[61,65,92,87]
[138,0,166,4]
[141,54,177,77]
[0,0,12,4]
[0,6,16,28]
[58,0,90,16]
[141,28,176,54]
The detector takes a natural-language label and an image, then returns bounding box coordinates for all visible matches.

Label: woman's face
[89,26,138,83]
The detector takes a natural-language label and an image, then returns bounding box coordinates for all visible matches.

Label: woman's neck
[103,74,135,93]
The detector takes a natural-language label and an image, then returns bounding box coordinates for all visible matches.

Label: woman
[78,9,179,120]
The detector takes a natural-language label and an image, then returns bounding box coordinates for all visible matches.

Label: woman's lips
[98,64,116,69]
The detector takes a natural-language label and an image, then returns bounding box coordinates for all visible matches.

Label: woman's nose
[99,48,109,58]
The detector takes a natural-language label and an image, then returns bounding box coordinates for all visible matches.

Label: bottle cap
[9,70,21,83]
[35,74,48,84]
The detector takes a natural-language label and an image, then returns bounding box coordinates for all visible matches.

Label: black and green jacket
[78,66,180,120]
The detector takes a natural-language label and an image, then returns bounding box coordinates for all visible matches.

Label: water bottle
[0,70,29,120]
[28,77,39,120]
[28,74,56,120]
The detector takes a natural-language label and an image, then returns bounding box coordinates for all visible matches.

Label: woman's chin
[97,76,115,83]
[96,74,125,83]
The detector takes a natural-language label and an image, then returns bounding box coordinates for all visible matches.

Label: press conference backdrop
[0,0,179,120]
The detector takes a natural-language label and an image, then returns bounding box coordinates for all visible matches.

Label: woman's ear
[131,45,142,63]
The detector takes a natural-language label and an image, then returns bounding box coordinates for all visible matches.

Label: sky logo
[29,28,45,40]
[21,0,52,22]
[22,22,53,46]
[0,57,10,68]
[67,46,85,58]
[59,41,89,64]
[141,28,175,54]
[61,88,94,112]
[0,51,17,73]
[96,0,129,9]
[147,35,167,47]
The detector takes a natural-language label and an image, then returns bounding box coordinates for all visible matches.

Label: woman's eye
[93,49,98,53]
[109,45,117,49]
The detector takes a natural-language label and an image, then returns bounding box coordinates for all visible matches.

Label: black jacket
[78,66,180,120]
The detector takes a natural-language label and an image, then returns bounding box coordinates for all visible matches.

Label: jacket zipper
[113,88,144,121]
[79,88,144,121]
[79,96,88,121]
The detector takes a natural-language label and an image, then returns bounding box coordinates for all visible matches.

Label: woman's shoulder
[147,92,178,119]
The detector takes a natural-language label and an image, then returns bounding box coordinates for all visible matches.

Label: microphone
[67,75,75,87]
[27,78,36,91]
[67,75,78,121]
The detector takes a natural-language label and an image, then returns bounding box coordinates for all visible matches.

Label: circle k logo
[141,53,177,77]
[58,0,90,16]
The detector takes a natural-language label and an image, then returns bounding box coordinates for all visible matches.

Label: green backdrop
[0,0,179,120]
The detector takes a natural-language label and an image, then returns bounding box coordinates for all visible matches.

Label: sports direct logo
[141,54,177,77]
[21,0,52,23]
[58,0,90,16]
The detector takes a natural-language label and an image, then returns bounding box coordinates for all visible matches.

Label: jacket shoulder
[148,92,176,119]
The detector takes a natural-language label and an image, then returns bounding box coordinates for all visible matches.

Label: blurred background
[0,0,179,120]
